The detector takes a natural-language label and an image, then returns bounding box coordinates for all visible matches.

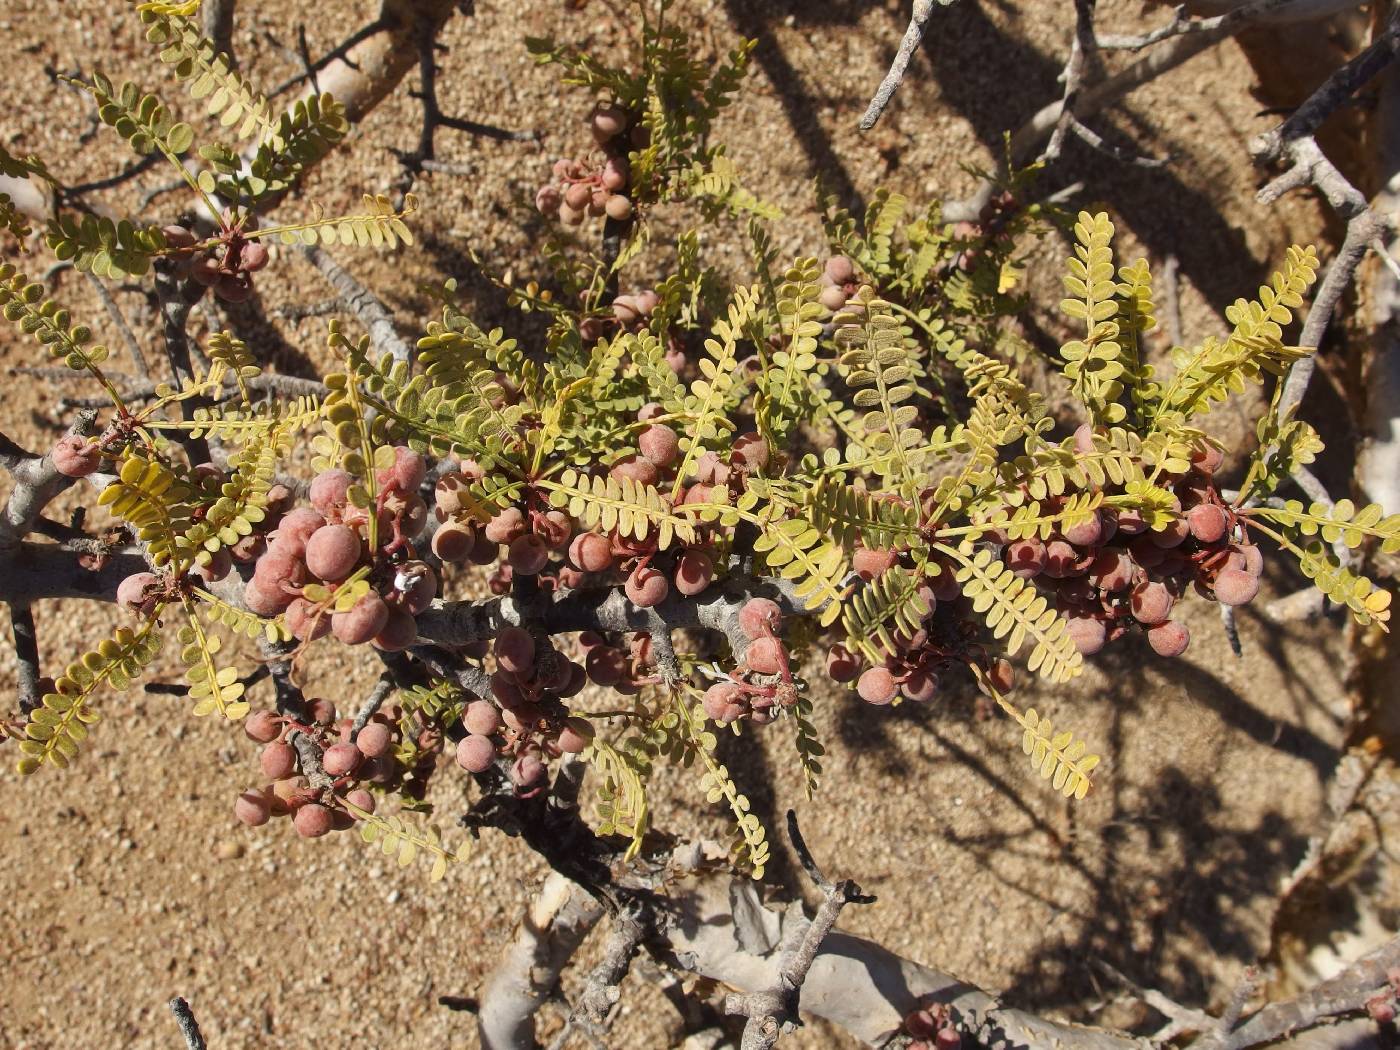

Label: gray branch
[168,997,207,1050]
[299,245,413,366]
[858,0,956,131]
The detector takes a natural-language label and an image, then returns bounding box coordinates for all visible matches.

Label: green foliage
[351,802,471,882]
[45,213,169,279]
[16,624,163,774]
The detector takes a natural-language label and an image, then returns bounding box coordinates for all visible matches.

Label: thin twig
[859,0,954,131]
[11,604,41,712]
[168,997,207,1050]
[83,270,151,383]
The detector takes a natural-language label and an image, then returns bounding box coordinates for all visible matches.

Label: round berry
[903,671,940,703]
[463,699,502,737]
[1063,512,1104,547]
[853,547,898,580]
[355,722,392,758]
[345,788,376,815]
[285,597,330,642]
[1187,504,1229,544]
[1214,567,1260,606]
[331,592,390,646]
[456,734,496,773]
[1130,581,1174,626]
[569,531,614,573]
[824,255,855,284]
[244,710,282,744]
[1066,616,1106,655]
[372,605,418,651]
[638,423,679,467]
[323,742,363,776]
[234,788,271,827]
[1147,620,1190,657]
[557,717,595,754]
[305,524,365,581]
[825,644,860,683]
[495,627,536,676]
[585,645,627,687]
[485,507,527,544]
[508,533,550,575]
[625,566,668,607]
[674,549,714,596]
[857,667,897,705]
[1005,539,1046,579]
[293,803,333,838]
[731,433,769,471]
[260,741,296,780]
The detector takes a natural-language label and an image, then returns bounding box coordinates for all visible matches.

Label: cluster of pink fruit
[701,597,799,725]
[234,702,396,837]
[534,102,646,227]
[162,224,269,304]
[453,625,594,794]
[1003,428,1262,660]
[902,1004,964,1049]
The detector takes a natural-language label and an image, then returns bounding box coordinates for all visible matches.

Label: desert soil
[0,1,1383,1048]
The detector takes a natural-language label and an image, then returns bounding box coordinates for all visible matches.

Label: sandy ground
[0,1,1378,1047]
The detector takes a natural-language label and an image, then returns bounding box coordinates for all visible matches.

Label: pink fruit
[625,566,668,607]
[117,572,161,615]
[323,742,362,776]
[746,636,785,675]
[1187,504,1228,544]
[51,434,100,477]
[702,682,746,723]
[674,549,714,596]
[739,598,782,639]
[331,592,389,645]
[293,803,333,838]
[372,605,418,651]
[1147,620,1190,657]
[355,722,392,758]
[825,644,860,683]
[857,667,897,705]
[260,741,296,779]
[463,699,502,736]
[234,788,271,827]
[569,531,614,572]
[244,710,282,744]
[456,734,496,773]
[309,470,352,517]
[1214,567,1260,606]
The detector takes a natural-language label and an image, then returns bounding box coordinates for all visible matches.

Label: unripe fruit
[557,717,595,754]
[485,507,526,544]
[331,592,389,645]
[310,469,353,517]
[503,533,546,576]
[1147,620,1190,657]
[244,710,282,744]
[746,636,785,675]
[569,531,614,572]
[611,453,658,486]
[260,741,296,780]
[703,682,746,723]
[1187,504,1228,543]
[739,597,782,639]
[463,699,502,736]
[456,734,496,773]
[323,742,363,776]
[372,605,418,651]
[355,721,392,758]
[625,566,668,607]
[825,644,860,683]
[674,549,714,596]
[857,667,897,705]
[1214,567,1260,606]
[293,803,333,838]
[638,423,679,467]
[117,572,160,615]
[1066,616,1106,655]
[234,788,272,827]
[51,434,100,477]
